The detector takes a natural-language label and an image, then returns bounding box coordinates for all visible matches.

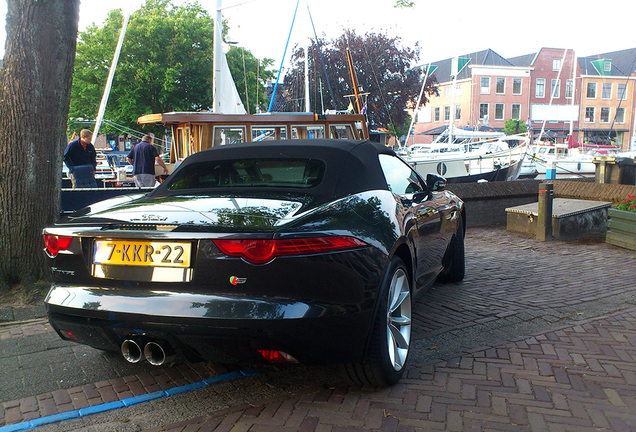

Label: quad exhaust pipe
[121,338,176,366]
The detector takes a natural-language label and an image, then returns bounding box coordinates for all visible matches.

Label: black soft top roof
[151,139,395,204]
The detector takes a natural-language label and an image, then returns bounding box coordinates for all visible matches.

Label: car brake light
[213,236,367,264]
[43,235,73,257]
[258,350,298,363]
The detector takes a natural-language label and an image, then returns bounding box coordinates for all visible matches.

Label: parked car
[43,139,465,386]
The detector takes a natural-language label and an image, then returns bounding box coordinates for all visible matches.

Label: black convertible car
[43,139,465,386]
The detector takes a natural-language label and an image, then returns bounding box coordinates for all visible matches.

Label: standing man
[127,134,169,187]
[64,129,97,188]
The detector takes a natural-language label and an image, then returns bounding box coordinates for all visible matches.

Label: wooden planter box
[606,208,636,251]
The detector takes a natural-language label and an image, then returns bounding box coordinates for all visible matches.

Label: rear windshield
[165,159,326,190]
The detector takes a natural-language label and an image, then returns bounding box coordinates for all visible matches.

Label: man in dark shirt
[126,135,169,187]
[63,129,97,188]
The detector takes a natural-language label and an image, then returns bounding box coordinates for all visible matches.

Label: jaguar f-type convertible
[43,139,465,386]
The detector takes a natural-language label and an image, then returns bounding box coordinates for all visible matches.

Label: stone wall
[447,179,636,227]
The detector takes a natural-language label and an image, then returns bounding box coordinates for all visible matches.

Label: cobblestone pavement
[2,226,636,431]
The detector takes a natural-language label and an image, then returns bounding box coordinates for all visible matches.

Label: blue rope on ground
[0,369,259,432]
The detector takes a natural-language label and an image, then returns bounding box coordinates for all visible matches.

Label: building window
[455,105,461,121]
[480,77,490,94]
[495,103,504,120]
[455,83,462,96]
[513,78,522,95]
[618,83,627,100]
[600,107,610,123]
[551,79,560,98]
[602,83,612,99]
[585,107,595,122]
[565,79,573,98]
[479,103,489,120]
[444,86,451,97]
[496,78,505,94]
[604,60,612,72]
[616,107,625,123]
[586,82,597,98]
[444,106,450,121]
[552,58,562,71]
[511,104,521,120]
[536,78,545,97]
[434,107,440,122]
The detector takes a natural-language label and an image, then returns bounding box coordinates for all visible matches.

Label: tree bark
[0,0,80,285]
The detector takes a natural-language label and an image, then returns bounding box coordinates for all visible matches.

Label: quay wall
[447,179,636,227]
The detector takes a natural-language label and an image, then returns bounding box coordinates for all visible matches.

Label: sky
[1,0,635,68]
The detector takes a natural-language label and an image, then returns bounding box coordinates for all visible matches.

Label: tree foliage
[503,118,527,135]
[69,0,272,136]
[274,29,437,139]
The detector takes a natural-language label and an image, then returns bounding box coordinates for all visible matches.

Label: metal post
[536,183,553,241]
[545,160,556,180]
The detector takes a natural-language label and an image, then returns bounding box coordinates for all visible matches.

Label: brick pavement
[147,307,636,431]
[2,226,636,431]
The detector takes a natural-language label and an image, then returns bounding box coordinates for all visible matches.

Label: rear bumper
[45,285,375,365]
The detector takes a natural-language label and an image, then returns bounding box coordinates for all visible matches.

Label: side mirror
[426,173,446,191]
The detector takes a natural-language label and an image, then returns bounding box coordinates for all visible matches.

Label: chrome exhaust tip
[121,339,144,363]
[143,341,176,366]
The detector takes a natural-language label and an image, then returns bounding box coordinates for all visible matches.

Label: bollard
[536,183,553,241]
[545,160,556,180]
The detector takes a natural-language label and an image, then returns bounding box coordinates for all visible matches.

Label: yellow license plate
[93,240,191,268]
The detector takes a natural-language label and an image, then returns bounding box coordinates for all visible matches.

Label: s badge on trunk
[230,276,247,285]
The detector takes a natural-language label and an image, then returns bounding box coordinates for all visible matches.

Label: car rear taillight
[43,235,73,257]
[258,350,298,363]
[213,236,367,264]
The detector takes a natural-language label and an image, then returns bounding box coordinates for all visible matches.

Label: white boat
[525,136,620,178]
[403,130,529,183]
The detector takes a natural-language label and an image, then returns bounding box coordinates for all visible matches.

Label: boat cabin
[138,112,369,166]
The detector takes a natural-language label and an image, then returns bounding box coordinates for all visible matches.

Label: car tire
[343,257,412,386]
[438,214,465,283]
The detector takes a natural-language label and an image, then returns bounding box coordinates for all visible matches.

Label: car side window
[378,154,424,196]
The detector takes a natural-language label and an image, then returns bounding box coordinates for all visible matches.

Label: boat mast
[346,48,363,114]
[304,42,310,112]
[449,57,458,144]
[92,0,134,142]
[570,51,577,136]
[405,63,433,147]
[213,0,223,113]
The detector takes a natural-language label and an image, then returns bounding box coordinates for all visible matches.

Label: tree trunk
[0,0,80,285]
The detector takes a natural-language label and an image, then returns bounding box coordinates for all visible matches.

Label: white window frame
[455,105,461,121]
[480,77,490,94]
[512,78,522,95]
[434,106,440,122]
[496,77,505,94]
[551,79,560,99]
[444,105,450,121]
[511,104,521,120]
[586,82,597,99]
[618,83,627,101]
[565,79,573,99]
[585,107,595,123]
[552,58,562,71]
[536,78,545,98]
[494,103,504,120]
[479,103,489,120]
[616,107,625,123]
[602,83,612,100]
[600,107,610,123]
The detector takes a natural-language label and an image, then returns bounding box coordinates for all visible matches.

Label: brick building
[414,47,636,152]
